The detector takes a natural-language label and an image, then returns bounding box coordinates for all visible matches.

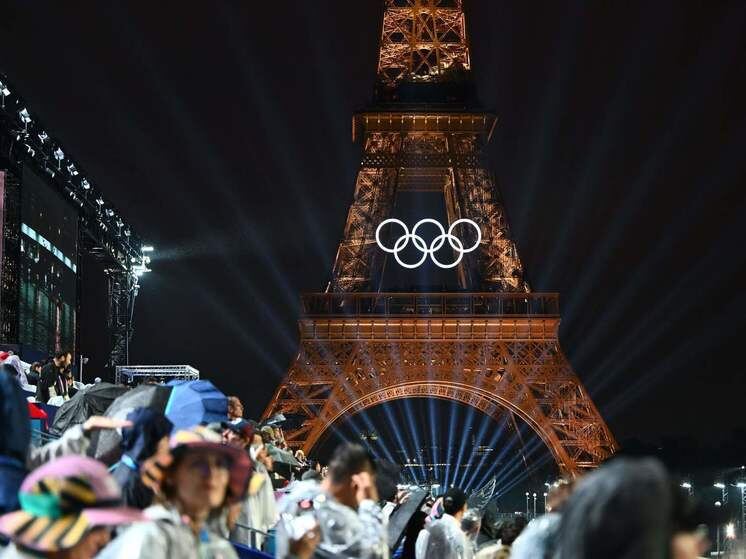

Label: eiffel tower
[263,0,616,474]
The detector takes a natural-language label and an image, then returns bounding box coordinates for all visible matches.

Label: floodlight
[681,482,692,489]
[38,131,48,143]
[81,178,91,190]
[714,483,725,489]
[141,245,154,252]
[18,108,31,129]
[95,197,104,206]
[66,163,78,176]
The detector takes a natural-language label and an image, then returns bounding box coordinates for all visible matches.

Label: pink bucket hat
[0,456,143,552]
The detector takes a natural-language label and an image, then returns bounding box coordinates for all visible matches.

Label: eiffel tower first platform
[263,0,617,474]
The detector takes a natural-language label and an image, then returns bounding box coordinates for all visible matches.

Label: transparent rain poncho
[421,513,475,559]
[276,480,388,559]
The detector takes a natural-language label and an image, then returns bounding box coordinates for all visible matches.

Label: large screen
[18,165,78,356]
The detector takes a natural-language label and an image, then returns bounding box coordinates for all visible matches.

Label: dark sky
[2,0,746,465]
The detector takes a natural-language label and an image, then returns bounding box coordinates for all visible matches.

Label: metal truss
[266,1,616,474]
[114,364,199,385]
[378,0,470,86]
[263,294,617,474]
[329,125,527,292]
[0,73,149,366]
[105,270,139,367]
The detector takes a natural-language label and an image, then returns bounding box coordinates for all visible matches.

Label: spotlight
[81,178,91,190]
[66,163,78,176]
[95,197,104,206]
[0,80,9,107]
[141,245,154,253]
[18,108,32,130]
[123,228,131,237]
[105,208,115,217]
[38,131,48,143]
[53,147,64,168]
[714,483,725,489]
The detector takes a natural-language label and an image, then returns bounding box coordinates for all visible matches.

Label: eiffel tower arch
[263,0,617,475]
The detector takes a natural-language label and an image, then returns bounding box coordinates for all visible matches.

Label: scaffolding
[115,365,200,385]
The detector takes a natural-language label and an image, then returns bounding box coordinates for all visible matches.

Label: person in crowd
[476,516,528,559]
[260,426,275,446]
[227,396,244,421]
[221,419,254,451]
[109,408,173,509]
[0,373,130,516]
[231,440,278,550]
[0,372,32,516]
[396,510,427,559]
[0,356,30,390]
[26,362,42,386]
[98,425,251,559]
[416,487,472,559]
[276,442,386,559]
[553,457,710,559]
[37,350,72,403]
[0,455,143,559]
[461,510,482,557]
[301,469,323,482]
[510,479,573,559]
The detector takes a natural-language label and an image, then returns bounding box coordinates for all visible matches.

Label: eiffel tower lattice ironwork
[263,0,617,474]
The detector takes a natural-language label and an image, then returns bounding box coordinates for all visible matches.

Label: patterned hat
[0,456,143,552]
[142,426,252,503]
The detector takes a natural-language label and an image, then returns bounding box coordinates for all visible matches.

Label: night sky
[2,1,745,473]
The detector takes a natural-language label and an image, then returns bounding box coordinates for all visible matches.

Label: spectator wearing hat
[109,408,173,509]
[0,455,143,559]
[222,419,254,451]
[98,426,252,559]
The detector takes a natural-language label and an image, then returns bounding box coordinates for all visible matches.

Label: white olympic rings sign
[375,218,482,269]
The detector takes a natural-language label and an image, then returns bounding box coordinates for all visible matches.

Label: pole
[715,501,722,557]
[533,493,537,517]
[525,492,529,516]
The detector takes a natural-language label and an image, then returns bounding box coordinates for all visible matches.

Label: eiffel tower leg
[263,310,617,476]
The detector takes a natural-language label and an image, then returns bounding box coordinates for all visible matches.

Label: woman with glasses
[98,426,251,559]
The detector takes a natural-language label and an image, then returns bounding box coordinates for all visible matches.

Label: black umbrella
[49,383,129,437]
[89,384,171,465]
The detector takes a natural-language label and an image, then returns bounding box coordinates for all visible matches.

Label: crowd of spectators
[0,354,721,559]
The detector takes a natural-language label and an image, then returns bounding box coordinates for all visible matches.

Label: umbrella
[90,380,227,465]
[165,379,227,431]
[49,383,129,436]
[267,445,301,467]
[89,384,171,464]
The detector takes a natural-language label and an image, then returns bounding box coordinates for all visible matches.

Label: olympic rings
[375,218,482,269]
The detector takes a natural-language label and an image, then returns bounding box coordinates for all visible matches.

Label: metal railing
[301,292,559,317]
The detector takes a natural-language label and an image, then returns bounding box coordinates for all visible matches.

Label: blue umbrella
[164,379,228,431]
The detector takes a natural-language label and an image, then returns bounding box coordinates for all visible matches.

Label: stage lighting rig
[0,71,152,367]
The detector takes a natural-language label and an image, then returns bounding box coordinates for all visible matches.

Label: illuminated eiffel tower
[263,0,616,474]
